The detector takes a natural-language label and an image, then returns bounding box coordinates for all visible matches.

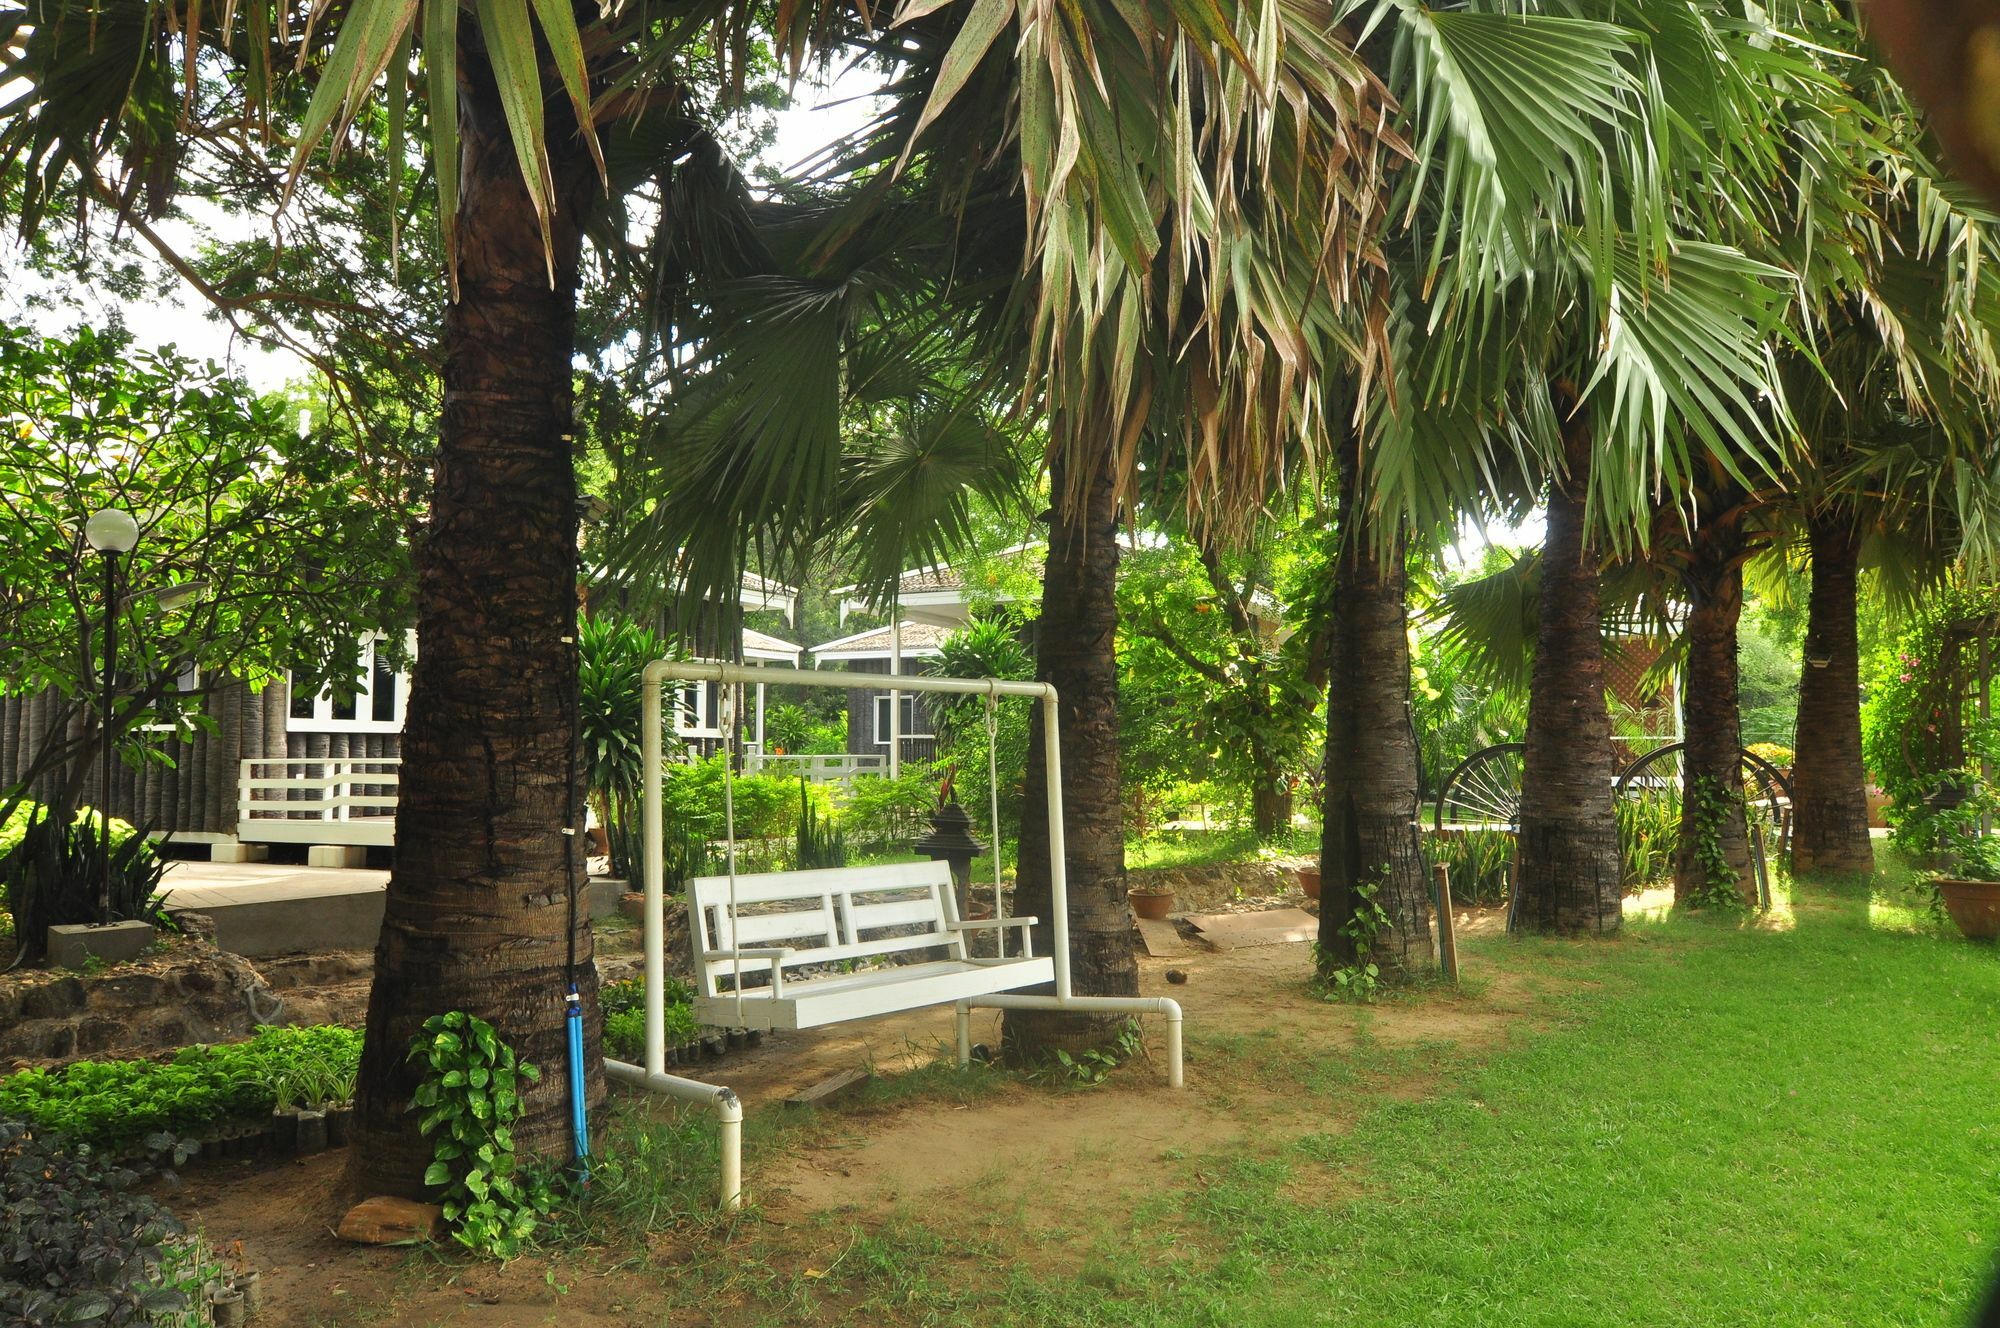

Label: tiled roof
[809,621,952,658]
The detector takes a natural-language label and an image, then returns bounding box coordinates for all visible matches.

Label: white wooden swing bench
[688,859,1052,1031]
[601,661,1186,1210]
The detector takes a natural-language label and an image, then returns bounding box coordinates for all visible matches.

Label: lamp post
[84,507,139,927]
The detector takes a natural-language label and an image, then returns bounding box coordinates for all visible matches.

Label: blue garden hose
[566,985,590,1184]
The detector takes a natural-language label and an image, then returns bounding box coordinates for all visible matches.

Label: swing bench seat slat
[688,860,1052,1033]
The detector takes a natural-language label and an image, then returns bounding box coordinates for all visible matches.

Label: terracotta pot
[1130,889,1174,921]
[1296,866,1322,900]
[1938,878,2000,940]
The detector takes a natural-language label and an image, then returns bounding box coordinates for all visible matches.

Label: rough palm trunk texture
[1317,456,1433,979]
[1674,510,1755,905]
[1003,449,1139,1062]
[1515,400,1621,934]
[347,63,602,1196]
[1791,511,1874,876]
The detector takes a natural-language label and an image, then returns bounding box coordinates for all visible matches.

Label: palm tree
[1317,443,1434,975]
[620,1,1397,1053]
[1337,0,1812,939]
[3,0,1398,1183]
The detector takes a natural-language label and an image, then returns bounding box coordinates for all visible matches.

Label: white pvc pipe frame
[626,660,1185,1210]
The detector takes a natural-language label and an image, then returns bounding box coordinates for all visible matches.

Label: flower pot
[294,1108,328,1156]
[1938,878,2000,940]
[210,1286,246,1328]
[326,1103,353,1147]
[269,1110,299,1154]
[1296,866,1322,900]
[235,1269,263,1315]
[1129,889,1174,921]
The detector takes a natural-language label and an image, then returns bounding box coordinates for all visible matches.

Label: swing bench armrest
[945,917,1038,931]
[703,947,794,998]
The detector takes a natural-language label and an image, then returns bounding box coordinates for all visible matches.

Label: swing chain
[984,685,1007,951]
[718,681,744,1025]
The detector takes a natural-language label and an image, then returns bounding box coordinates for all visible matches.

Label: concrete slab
[48,920,157,969]
[1184,907,1318,951]
[161,862,388,957]
[157,863,625,955]
[208,842,269,864]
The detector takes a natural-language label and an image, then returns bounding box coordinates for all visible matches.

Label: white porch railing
[238,758,400,846]
[740,752,889,783]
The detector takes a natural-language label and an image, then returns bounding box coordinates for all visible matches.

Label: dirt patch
[159,929,1572,1324]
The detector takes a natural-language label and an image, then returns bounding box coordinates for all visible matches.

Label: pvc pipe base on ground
[604,1058,743,1209]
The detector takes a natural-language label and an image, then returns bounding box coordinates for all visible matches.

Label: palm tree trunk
[1316,451,1432,979]
[1514,394,1621,934]
[1791,509,1874,875]
[346,61,602,1196]
[1004,447,1138,1061]
[1674,507,1755,906]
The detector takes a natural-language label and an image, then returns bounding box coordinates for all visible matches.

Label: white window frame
[141,663,203,733]
[287,632,412,734]
[675,679,723,739]
[873,692,933,743]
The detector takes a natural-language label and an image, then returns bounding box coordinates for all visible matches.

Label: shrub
[0,1025,362,1152]
[599,978,702,1060]
[837,764,941,854]
[580,618,681,879]
[0,1117,197,1327]
[1618,792,1680,890]
[662,754,810,841]
[1746,742,1795,771]
[1424,829,1513,906]
[795,780,848,869]
[1,803,165,964]
[763,703,813,754]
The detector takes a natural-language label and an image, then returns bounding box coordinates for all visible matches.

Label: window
[873,692,933,743]
[287,633,411,733]
[142,663,202,733]
[675,681,722,738]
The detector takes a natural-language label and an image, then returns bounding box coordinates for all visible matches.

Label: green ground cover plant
[600,977,701,1060]
[0,1117,207,1326]
[0,1025,360,1152]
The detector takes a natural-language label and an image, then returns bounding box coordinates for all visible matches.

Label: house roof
[809,620,951,662]
[741,628,803,664]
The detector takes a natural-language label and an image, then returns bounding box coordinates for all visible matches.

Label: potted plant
[1295,864,1322,900]
[1930,795,2000,940]
[1128,884,1175,921]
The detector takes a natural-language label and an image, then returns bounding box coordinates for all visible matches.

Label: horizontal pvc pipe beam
[957,994,1185,1089]
[604,1058,743,1209]
[644,658,1054,701]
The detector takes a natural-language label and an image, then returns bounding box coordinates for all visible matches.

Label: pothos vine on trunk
[1687,776,1749,912]
[1314,871,1391,1002]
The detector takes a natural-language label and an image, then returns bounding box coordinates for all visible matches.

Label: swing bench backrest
[684,859,1051,1032]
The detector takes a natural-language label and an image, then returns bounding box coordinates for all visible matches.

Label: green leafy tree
[0,323,414,813]
[1119,533,1318,838]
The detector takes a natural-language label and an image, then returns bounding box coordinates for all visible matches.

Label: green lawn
[615,876,2000,1326]
[1156,882,2000,1328]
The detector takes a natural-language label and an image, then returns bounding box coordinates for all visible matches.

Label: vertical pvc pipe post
[1042,691,1072,1001]
[641,670,665,1078]
[955,1002,972,1067]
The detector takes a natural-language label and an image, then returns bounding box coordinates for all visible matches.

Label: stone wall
[1126,856,1312,912]
[0,929,299,1069]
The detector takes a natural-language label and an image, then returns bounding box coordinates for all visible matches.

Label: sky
[0,66,884,392]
